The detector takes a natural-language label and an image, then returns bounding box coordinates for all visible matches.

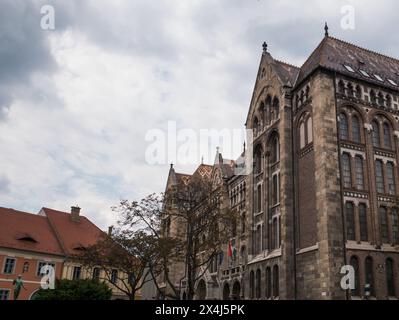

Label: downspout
[333,71,349,301]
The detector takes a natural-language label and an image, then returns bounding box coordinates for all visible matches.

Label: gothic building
[163,28,399,300]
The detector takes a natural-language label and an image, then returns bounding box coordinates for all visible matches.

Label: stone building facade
[163,30,399,300]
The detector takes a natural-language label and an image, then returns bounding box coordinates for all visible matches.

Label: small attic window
[359,69,370,77]
[18,236,38,243]
[344,65,355,72]
[374,74,384,82]
[388,79,398,86]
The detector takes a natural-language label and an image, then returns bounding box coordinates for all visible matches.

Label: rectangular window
[392,208,399,245]
[3,258,16,274]
[92,267,100,280]
[386,163,396,195]
[355,157,364,190]
[346,203,356,241]
[375,161,385,194]
[0,290,10,300]
[342,154,352,188]
[73,266,81,280]
[111,269,118,284]
[37,262,55,277]
[359,204,368,242]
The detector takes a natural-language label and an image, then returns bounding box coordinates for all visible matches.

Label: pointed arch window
[365,257,375,296]
[350,256,360,297]
[386,258,395,297]
[265,267,272,299]
[249,271,255,299]
[255,269,261,299]
[272,265,279,298]
[270,135,280,164]
[352,116,361,143]
[372,121,380,147]
[306,116,313,143]
[339,113,349,140]
[383,123,392,149]
[392,208,399,245]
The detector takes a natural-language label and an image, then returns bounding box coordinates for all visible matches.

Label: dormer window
[388,79,398,86]
[17,236,38,243]
[344,65,355,73]
[359,69,370,77]
[374,74,384,82]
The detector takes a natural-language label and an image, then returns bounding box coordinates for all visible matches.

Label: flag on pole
[228,241,233,258]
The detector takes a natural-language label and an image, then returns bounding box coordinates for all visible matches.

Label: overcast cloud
[1,0,398,229]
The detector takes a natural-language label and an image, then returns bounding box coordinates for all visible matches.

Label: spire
[324,22,329,37]
[201,156,204,165]
[170,163,174,169]
[262,41,268,53]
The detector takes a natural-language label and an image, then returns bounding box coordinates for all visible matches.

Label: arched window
[306,116,313,144]
[338,80,345,94]
[359,204,368,242]
[271,174,279,205]
[386,162,396,195]
[255,269,261,299]
[265,96,272,125]
[272,218,278,249]
[272,97,280,121]
[350,256,360,297]
[23,262,29,273]
[365,257,375,296]
[299,122,306,149]
[355,156,364,190]
[375,160,384,194]
[386,258,395,297]
[378,92,385,107]
[355,85,362,99]
[339,113,349,140]
[379,207,389,244]
[383,123,392,149]
[259,102,265,127]
[257,185,262,213]
[345,202,356,241]
[392,208,399,245]
[253,117,259,136]
[352,116,361,143]
[270,135,280,164]
[341,153,352,188]
[347,83,354,97]
[372,121,380,147]
[254,145,263,175]
[370,90,377,104]
[265,267,271,299]
[272,265,279,298]
[256,225,262,253]
[249,271,255,299]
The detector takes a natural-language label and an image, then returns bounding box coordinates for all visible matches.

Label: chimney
[70,206,81,222]
[108,226,114,236]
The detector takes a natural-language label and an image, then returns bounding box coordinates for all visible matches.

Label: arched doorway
[232,281,241,300]
[222,283,230,300]
[196,280,207,300]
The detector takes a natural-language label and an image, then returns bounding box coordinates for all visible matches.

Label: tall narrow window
[299,122,306,149]
[392,208,399,245]
[352,116,361,143]
[342,153,352,188]
[345,202,356,241]
[256,225,261,254]
[306,117,313,144]
[375,160,385,194]
[272,218,278,249]
[249,271,255,299]
[270,136,280,164]
[386,162,396,195]
[339,113,349,140]
[372,121,380,147]
[355,156,364,190]
[383,123,392,149]
[257,185,262,213]
[265,267,271,299]
[272,265,279,298]
[379,207,389,244]
[256,269,261,299]
[386,258,395,297]
[350,256,360,297]
[272,175,279,205]
[365,257,375,296]
[359,204,368,242]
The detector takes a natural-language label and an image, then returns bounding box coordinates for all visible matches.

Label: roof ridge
[0,207,46,218]
[299,36,328,69]
[274,59,299,69]
[330,36,399,65]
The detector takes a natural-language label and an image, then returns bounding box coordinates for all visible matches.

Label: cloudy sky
[1,0,399,229]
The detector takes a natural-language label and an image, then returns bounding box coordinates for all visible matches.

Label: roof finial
[170,163,174,169]
[243,142,246,152]
[201,156,204,165]
[262,41,268,53]
[324,22,329,37]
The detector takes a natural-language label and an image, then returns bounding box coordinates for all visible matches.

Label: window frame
[3,257,16,275]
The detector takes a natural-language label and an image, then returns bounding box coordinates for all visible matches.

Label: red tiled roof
[0,206,105,257]
[41,208,104,256]
[0,207,64,256]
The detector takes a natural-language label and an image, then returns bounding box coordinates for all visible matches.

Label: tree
[163,174,235,300]
[34,279,112,300]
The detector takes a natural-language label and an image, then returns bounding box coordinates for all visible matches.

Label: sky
[1,0,399,229]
